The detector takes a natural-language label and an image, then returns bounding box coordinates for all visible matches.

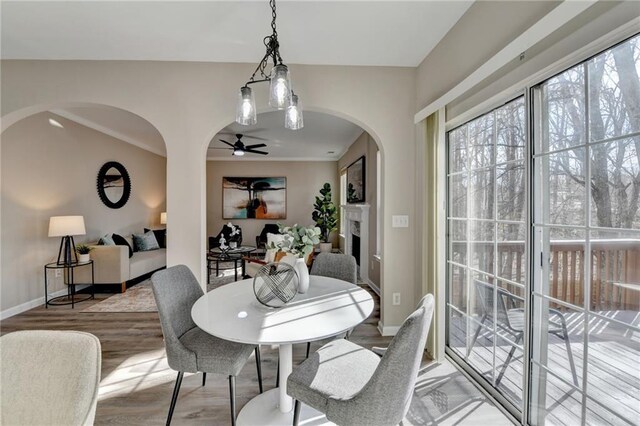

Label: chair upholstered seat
[288,339,380,412]
[180,327,255,376]
[288,294,435,426]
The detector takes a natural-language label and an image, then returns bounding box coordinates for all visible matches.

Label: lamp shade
[160,212,167,225]
[285,93,304,130]
[269,64,292,109]
[48,216,86,237]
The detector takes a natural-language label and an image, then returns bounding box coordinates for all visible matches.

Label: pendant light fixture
[235,0,303,130]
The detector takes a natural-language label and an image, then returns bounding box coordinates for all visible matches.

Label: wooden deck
[449,312,640,425]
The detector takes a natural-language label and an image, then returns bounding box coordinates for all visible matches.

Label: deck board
[449,312,640,425]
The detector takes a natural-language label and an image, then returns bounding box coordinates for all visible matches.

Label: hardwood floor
[1,283,510,425]
[0,284,390,425]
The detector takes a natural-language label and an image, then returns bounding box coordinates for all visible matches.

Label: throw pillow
[265,233,285,263]
[98,234,115,245]
[112,233,133,258]
[133,231,160,252]
[144,228,166,249]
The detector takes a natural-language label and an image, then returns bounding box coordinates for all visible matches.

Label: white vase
[295,258,310,294]
[78,253,90,263]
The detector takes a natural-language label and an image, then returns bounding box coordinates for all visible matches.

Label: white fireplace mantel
[341,204,370,283]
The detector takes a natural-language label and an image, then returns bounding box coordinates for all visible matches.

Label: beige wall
[415,1,560,111]
[338,131,380,289]
[206,160,339,248]
[1,112,166,313]
[1,61,416,329]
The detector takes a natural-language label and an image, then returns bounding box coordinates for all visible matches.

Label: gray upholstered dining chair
[1,330,102,426]
[307,252,358,353]
[287,294,434,426]
[151,265,263,426]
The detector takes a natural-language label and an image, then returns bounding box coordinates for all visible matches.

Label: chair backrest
[310,252,357,284]
[151,265,204,371]
[473,279,521,329]
[256,223,280,248]
[0,330,101,426]
[328,294,434,425]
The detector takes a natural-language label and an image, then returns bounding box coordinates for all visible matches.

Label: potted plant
[312,183,338,253]
[75,244,93,263]
[226,222,241,249]
[268,224,321,294]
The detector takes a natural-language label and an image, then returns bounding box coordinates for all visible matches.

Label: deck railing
[450,239,640,311]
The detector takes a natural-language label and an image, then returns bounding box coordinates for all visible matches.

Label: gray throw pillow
[132,231,160,252]
[98,234,115,245]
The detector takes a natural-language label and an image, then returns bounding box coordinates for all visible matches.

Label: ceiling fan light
[285,94,304,130]
[233,148,245,156]
[236,86,257,126]
[269,64,292,110]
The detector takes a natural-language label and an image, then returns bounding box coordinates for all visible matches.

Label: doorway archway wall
[1,61,416,329]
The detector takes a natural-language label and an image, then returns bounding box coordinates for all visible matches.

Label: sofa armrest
[75,245,129,284]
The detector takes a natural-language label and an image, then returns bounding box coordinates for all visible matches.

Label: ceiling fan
[209,133,268,156]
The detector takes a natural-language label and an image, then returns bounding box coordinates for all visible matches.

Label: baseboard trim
[364,278,380,297]
[0,285,90,320]
[377,321,400,337]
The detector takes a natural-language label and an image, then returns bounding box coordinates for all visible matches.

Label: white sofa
[76,237,166,292]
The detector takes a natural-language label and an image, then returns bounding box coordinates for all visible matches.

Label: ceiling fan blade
[245,149,269,155]
[220,139,235,148]
[240,135,269,141]
[245,143,267,149]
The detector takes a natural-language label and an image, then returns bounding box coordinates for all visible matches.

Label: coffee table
[207,246,256,282]
[191,276,374,425]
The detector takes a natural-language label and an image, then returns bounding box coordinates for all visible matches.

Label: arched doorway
[202,108,385,296]
[1,103,167,315]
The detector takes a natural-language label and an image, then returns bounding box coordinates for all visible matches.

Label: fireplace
[341,204,370,283]
[351,222,361,266]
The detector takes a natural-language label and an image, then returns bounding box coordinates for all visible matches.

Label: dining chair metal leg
[558,317,579,385]
[496,334,522,385]
[229,375,237,426]
[292,399,301,426]
[202,372,206,387]
[305,342,311,359]
[166,371,183,426]
[466,313,487,357]
[255,347,263,394]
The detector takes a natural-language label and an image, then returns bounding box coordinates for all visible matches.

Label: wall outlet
[392,292,401,305]
[392,215,409,228]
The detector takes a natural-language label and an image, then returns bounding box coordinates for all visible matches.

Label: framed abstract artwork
[346,156,365,203]
[223,177,287,219]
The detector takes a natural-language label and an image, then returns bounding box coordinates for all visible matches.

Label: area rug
[81,266,239,313]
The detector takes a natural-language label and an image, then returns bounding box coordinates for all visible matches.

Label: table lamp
[48,215,86,265]
[160,212,167,225]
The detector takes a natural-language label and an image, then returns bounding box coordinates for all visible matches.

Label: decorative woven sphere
[253,262,298,308]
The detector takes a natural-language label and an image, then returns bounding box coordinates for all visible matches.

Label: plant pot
[319,242,333,253]
[230,241,238,249]
[78,253,90,263]
[294,258,310,294]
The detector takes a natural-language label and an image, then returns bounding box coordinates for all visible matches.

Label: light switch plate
[392,215,409,228]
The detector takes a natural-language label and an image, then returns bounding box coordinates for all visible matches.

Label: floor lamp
[49,216,86,266]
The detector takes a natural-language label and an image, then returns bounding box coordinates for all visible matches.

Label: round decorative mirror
[97,161,131,209]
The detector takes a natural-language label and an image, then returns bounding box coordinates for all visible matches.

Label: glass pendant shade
[236,86,257,126]
[269,64,292,109]
[285,94,304,130]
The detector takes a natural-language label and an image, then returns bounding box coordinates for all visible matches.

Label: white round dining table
[191,275,374,425]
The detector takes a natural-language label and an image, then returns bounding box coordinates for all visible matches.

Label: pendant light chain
[246,0,283,85]
[235,0,303,130]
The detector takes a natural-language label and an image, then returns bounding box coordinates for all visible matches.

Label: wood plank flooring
[1,284,510,425]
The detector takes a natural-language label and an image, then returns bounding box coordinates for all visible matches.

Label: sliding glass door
[446,96,527,412]
[446,34,640,425]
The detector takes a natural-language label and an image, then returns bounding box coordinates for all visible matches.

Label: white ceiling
[1,1,472,67]
[51,105,167,156]
[209,110,364,160]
